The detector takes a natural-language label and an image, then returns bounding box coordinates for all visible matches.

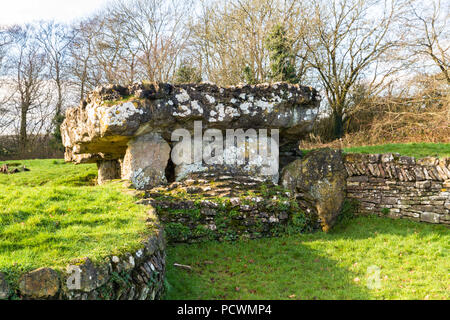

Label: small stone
[279,212,289,220]
[443,180,450,188]
[0,272,10,299]
[415,181,431,189]
[67,258,109,292]
[229,197,240,207]
[420,212,440,224]
[19,268,60,299]
[269,216,279,223]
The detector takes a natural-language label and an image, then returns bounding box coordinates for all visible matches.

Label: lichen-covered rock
[0,272,10,299]
[70,257,110,292]
[62,82,320,158]
[280,148,347,232]
[97,160,121,184]
[19,268,60,299]
[121,132,171,189]
[61,82,320,188]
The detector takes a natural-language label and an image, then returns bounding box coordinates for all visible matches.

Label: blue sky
[0,0,110,25]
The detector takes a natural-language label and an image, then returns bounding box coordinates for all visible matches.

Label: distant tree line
[0,0,448,159]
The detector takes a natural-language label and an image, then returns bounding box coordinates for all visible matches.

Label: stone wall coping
[0,219,166,300]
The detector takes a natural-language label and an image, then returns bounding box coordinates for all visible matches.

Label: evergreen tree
[174,63,202,84]
[243,65,257,84]
[265,24,298,83]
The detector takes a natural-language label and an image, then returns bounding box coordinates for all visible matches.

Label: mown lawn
[0,159,152,280]
[343,142,450,159]
[165,216,449,300]
[0,142,448,299]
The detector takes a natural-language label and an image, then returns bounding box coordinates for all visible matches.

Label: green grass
[0,159,152,279]
[165,216,449,300]
[343,142,450,159]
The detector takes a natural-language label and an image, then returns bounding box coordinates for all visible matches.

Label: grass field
[165,216,449,300]
[343,142,450,159]
[0,142,448,299]
[0,159,152,279]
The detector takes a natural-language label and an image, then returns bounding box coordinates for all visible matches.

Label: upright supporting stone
[281,148,347,232]
[97,160,121,185]
[121,132,170,190]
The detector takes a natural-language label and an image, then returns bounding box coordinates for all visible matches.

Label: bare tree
[191,0,309,85]
[0,25,17,127]
[0,26,14,68]
[69,18,103,100]
[303,0,405,138]
[407,0,449,84]
[36,21,74,117]
[108,0,194,82]
[4,25,53,153]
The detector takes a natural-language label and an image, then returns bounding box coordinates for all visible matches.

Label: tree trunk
[19,105,28,153]
[332,110,344,139]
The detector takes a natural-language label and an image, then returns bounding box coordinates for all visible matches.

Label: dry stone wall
[344,153,450,225]
[145,175,319,243]
[0,225,166,300]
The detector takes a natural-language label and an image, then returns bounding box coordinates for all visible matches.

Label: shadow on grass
[164,240,372,300]
[163,215,448,300]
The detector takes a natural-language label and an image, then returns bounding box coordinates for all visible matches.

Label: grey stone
[281,148,347,232]
[19,268,60,299]
[97,160,121,184]
[421,212,440,224]
[0,272,10,299]
[67,258,109,292]
[61,82,320,189]
[121,132,171,189]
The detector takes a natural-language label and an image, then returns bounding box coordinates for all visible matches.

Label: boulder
[281,148,347,232]
[61,82,321,189]
[19,268,60,299]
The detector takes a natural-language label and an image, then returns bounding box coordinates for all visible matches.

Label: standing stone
[97,160,121,185]
[281,148,347,232]
[121,132,171,190]
[19,268,60,299]
[0,272,9,299]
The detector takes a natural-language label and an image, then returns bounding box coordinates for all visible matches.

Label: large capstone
[62,82,321,189]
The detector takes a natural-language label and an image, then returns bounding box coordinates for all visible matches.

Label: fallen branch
[173,263,193,270]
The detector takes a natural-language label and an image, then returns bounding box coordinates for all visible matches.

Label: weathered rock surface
[61,82,320,188]
[281,148,347,232]
[19,267,60,299]
[62,82,320,159]
[0,272,9,299]
[121,132,171,189]
[97,159,121,184]
[66,257,110,293]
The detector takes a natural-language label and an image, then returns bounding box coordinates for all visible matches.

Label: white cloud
[0,0,111,26]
